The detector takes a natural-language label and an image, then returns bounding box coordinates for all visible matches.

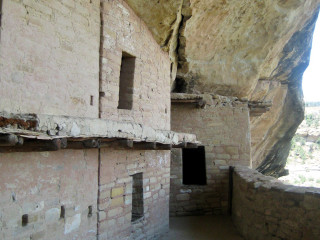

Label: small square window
[118,52,135,110]
[182,146,207,185]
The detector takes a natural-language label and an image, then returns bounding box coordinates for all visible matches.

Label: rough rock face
[125,0,320,176]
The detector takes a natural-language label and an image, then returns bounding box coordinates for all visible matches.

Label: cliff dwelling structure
[0,0,320,240]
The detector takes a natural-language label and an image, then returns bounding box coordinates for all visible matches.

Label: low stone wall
[233,167,320,240]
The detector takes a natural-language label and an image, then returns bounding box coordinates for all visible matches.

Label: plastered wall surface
[98,149,170,240]
[0,150,98,240]
[233,167,320,240]
[170,100,251,216]
[0,0,100,118]
[0,1,173,239]
[99,0,171,130]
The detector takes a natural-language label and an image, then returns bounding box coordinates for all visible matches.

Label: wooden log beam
[0,134,19,146]
[66,139,100,149]
[0,138,67,153]
[156,143,172,150]
[99,139,133,149]
[133,142,157,150]
[173,142,187,148]
[171,99,206,108]
[83,139,100,148]
[186,143,199,149]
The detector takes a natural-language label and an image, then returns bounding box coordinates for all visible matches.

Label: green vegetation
[298,175,306,183]
[305,114,320,127]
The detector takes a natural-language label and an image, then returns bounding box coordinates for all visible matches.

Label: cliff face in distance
[125,0,320,177]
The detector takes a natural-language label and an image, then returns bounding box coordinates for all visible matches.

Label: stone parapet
[233,166,320,240]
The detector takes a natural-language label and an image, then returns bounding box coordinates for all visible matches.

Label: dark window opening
[0,0,3,31]
[60,206,65,219]
[88,205,93,217]
[118,52,135,110]
[22,214,28,226]
[182,146,207,185]
[131,173,143,222]
[90,95,94,106]
[172,77,187,93]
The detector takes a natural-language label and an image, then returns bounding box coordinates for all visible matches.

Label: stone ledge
[234,166,320,195]
[0,112,200,152]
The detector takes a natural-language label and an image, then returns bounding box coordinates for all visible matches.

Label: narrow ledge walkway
[161,216,244,240]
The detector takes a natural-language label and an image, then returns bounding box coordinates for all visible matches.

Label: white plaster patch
[64,213,81,234]
[180,189,192,193]
[45,208,60,223]
[70,122,81,137]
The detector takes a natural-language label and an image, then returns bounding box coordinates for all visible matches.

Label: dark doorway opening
[182,146,207,185]
[172,77,187,93]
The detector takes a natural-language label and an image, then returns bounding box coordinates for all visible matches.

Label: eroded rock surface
[125,0,320,176]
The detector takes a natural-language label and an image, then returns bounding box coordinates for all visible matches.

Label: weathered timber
[99,139,134,149]
[66,139,100,149]
[171,99,206,108]
[186,143,199,148]
[0,134,19,146]
[156,143,172,150]
[173,142,187,148]
[0,138,67,153]
[133,142,157,150]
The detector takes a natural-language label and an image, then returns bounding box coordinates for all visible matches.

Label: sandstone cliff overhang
[126,0,320,177]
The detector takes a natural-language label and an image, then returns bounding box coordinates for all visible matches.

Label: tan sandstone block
[111,187,124,198]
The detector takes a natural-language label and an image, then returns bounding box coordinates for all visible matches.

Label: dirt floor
[161,216,244,240]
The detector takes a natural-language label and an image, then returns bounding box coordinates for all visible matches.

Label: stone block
[176,194,190,201]
[225,146,239,155]
[30,230,45,240]
[45,208,60,224]
[110,197,124,207]
[111,187,124,198]
[108,207,123,218]
[64,214,81,234]
[98,211,107,221]
[100,190,110,199]
[216,154,231,160]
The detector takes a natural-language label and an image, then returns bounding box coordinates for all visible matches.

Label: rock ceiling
[125,0,320,176]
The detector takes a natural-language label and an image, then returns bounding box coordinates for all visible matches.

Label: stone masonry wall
[233,167,320,240]
[98,149,170,240]
[100,0,171,130]
[170,97,251,216]
[0,150,98,240]
[0,0,100,118]
[0,1,173,239]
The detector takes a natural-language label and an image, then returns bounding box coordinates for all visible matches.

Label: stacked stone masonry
[98,149,170,240]
[0,0,172,239]
[0,150,98,240]
[99,0,171,130]
[0,0,100,118]
[233,167,320,240]
[1,0,320,240]
[170,96,251,216]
